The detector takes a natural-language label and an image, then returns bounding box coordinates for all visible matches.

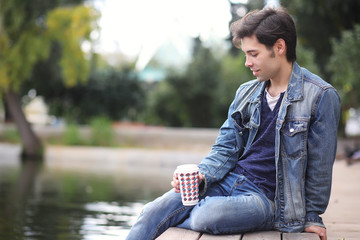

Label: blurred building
[135,19,193,82]
[345,108,360,137]
[23,96,51,125]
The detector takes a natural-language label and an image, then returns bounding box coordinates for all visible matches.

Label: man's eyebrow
[241,49,258,54]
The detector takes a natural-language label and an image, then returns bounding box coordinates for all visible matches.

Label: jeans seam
[151,206,191,240]
[257,194,275,230]
[230,174,247,195]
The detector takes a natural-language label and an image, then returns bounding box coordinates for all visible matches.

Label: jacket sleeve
[304,87,341,228]
[198,91,244,194]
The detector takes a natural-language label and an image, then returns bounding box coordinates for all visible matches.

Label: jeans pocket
[232,173,248,188]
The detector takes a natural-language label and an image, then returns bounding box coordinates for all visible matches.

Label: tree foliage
[0,1,99,93]
[54,67,145,124]
[46,5,99,86]
[295,44,320,76]
[0,0,99,158]
[328,24,360,110]
[145,39,222,128]
[282,0,360,77]
[24,63,145,124]
[145,39,253,128]
[215,51,252,122]
[145,79,189,127]
[0,1,49,91]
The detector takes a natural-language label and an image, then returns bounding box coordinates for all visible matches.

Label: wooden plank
[200,233,242,240]
[282,232,319,240]
[242,231,282,239]
[156,228,319,240]
[156,227,202,240]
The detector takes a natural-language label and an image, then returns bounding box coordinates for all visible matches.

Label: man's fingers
[304,226,327,240]
[171,172,180,193]
[171,170,203,193]
[171,180,180,192]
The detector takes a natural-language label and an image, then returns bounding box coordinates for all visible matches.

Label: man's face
[241,35,280,82]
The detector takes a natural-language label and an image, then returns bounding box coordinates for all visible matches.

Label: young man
[126,7,340,240]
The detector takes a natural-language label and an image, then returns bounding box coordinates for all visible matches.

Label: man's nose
[245,58,253,68]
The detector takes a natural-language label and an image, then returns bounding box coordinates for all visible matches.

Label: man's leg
[177,172,275,234]
[126,189,193,240]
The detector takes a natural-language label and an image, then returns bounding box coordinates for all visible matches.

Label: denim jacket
[198,62,341,232]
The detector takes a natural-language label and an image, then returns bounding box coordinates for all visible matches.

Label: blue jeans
[126,172,275,240]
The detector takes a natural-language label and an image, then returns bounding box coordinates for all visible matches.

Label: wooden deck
[156,227,319,240]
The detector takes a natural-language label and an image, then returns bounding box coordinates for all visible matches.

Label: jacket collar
[248,62,303,103]
[249,82,266,103]
[286,62,303,102]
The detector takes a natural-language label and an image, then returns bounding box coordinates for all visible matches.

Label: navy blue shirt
[233,91,284,201]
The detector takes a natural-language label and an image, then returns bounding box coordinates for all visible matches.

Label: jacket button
[290,128,294,133]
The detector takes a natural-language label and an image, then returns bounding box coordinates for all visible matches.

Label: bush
[89,116,115,147]
[0,127,21,143]
[328,24,360,110]
[63,123,83,146]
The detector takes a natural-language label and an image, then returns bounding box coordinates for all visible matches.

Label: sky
[90,0,233,68]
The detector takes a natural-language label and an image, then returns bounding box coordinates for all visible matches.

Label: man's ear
[275,38,287,56]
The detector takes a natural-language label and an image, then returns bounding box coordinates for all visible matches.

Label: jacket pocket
[233,119,248,156]
[280,120,309,159]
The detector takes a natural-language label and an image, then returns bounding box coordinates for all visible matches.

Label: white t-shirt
[265,88,283,111]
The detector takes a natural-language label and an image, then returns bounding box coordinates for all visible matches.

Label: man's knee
[141,190,181,217]
[186,199,227,233]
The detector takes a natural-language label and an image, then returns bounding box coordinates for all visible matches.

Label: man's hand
[305,225,327,240]
[171,171,204,193]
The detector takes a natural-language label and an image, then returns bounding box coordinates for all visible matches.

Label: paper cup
[175,164,199,206]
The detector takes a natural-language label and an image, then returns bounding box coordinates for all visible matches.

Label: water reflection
[82,202,143,239]
[0,144,204,239]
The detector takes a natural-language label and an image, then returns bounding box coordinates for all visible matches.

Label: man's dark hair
[230,7,297,62]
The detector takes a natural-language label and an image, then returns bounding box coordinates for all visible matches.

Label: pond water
[0,144,192,240]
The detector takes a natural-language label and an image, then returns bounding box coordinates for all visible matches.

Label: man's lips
[251,69,260,76]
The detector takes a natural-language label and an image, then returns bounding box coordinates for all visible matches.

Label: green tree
[295,44,320,76]
[38,67,145,124]
[328,24,360,120]
[143,79,188,127]
[148,39,222,128]
[215,52,252,123]
[181,39,221,127]
[282,0,360,77]
[0,0,99,159]
[145,39,256,128]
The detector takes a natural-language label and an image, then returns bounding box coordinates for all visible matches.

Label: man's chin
[256,77,268,82]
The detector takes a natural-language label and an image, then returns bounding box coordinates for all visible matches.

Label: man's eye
[251,53,258,57]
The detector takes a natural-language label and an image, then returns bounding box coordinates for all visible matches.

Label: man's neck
[267,61,293,97]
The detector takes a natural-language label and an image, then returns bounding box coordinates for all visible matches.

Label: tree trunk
[4,90,43,160]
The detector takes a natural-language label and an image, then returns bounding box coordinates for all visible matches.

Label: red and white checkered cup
[175,164,200,206]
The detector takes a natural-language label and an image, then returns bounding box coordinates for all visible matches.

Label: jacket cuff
[305,212,325,229]
[198,171,209,196]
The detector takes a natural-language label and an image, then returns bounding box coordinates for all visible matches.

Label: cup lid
[176,164,199,172]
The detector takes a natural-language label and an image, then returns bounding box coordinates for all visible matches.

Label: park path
[323,159,360,240]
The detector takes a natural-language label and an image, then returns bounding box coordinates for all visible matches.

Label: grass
[89,116,115,147]
[61,117,115,147]
[0,116,117,148]
[0,127,21,143]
